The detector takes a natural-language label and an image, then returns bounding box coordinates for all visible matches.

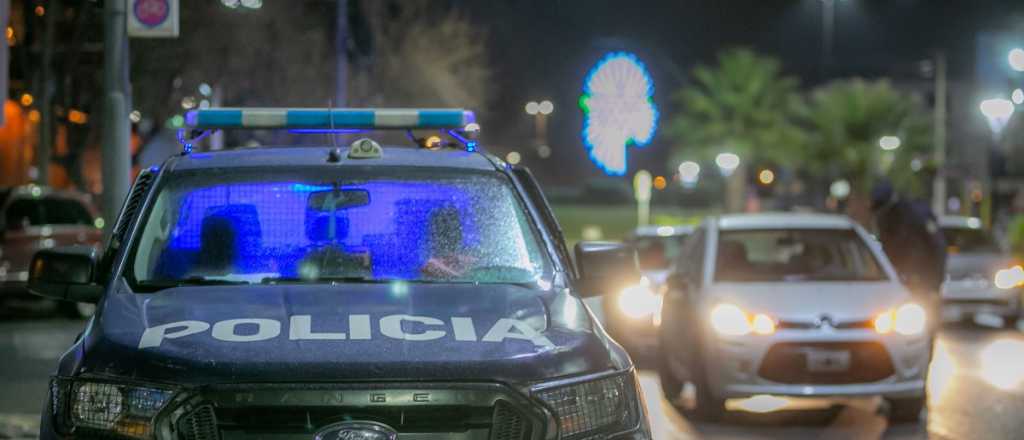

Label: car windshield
[129,170,551,288]
[943,227,999,253]
[714,229,886,282]
[631,235,687,270]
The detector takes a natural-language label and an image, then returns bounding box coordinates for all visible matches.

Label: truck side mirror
[573,241,641,298]
[28,246,103,304]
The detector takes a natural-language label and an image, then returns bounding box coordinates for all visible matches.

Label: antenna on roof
[327,100,340,151]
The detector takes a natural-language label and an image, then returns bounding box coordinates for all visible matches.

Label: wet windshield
[129,170,550,288]
[943,227,1000,253]
[714,229,886,282]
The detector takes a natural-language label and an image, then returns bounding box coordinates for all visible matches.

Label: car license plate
[805,349,851,372]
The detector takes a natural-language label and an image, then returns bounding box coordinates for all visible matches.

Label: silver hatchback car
[658,213,930,422]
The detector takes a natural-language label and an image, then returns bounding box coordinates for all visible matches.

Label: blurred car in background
[940,216,1020,327]
[658,213,930,422]
[600,225,692,361]
[0,184,103,317]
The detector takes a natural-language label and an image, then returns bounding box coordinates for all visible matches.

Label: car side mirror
[573,241,641,298]
[28,246,103,304]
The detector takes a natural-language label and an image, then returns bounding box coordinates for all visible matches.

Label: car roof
[166,146,500,173]
[938,215,983,229]
[4,184,92,202]
[715,212,857,231]
[632,224,694,238]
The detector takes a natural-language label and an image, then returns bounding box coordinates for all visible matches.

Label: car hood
[946,253,1014,279]
[704,281,912,323]
[79,283,613,385]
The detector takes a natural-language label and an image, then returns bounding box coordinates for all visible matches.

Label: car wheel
[657,351,683,403]
[682,351,726,421]
[887,396,925,423]
[59,302,95,319]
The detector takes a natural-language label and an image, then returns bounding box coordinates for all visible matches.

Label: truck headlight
[709,303,775,336]
[533,371,643,439]
[617,280,662,319]
[874,303,927,335]
[51,378,175,439]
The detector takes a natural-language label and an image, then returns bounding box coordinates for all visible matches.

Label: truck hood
[704,281,912,323]
[79,283,613,385]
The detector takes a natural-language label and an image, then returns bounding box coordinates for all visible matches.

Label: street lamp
[1009,48,1024,72]
[879,135,901,151]
[525,100,553,157]
[715,153,740,177]
[980,98,1015,135]
[678,161,700,188]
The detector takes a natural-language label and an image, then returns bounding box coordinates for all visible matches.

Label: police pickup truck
[29,108,650,440]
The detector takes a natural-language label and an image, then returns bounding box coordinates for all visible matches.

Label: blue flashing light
[466,141,478,152]
[149,165,160,173]
[186,108,475,131]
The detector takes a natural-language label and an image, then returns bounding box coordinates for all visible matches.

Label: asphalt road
[1,317,1022,439]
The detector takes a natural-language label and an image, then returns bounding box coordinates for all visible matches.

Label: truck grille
[169,384,538,440]
[757,341,895,385]
[177,405,218,440]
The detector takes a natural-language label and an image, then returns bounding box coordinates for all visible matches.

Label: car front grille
[776,319,874,330]
[757,341,895,385]
[167,384,540,440]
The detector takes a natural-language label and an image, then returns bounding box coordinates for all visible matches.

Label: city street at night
[7,1,1024,439]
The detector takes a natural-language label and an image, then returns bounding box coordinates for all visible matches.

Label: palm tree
[805,78,931,221]
[670,48,806,212]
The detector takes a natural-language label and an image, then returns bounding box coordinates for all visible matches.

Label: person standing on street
[870,181,947,331]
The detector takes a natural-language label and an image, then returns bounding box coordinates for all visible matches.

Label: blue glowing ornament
[580,52,658,175]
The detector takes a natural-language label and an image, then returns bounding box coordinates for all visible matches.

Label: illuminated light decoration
[580,52,658,176]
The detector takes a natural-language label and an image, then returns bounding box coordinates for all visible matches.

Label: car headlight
[995,265,1024,289]
[874,303,927,335]
[617,279,662,319]
[51,378,175,439]
[533,371,642,439]
[709,303,775,336]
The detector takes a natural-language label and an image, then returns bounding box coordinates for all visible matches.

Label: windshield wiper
[260,275,387,284]
[137,276,252,290]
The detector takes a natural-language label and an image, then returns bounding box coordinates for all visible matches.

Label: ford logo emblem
[313,421,398,440]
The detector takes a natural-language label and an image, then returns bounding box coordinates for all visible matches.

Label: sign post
[633,170,652,227]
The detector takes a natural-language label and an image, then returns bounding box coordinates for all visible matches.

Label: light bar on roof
[184,108,476,130]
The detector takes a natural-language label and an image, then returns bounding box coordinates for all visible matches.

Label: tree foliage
[131,0,491,137]
[805,78,931,194]
[350,1,491,111]
[669,48,805,166]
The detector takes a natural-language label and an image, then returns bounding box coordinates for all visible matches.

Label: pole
[37,0,60,185]
[821,0,835,69]
[102,0,131,239]
[931,51,947,215]
[335,0,348,106]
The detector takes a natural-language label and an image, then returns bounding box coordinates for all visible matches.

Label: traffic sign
[128,0,179,38]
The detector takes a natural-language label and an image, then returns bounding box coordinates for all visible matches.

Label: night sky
[450,0,1024,184]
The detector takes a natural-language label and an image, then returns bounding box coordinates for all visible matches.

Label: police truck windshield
[129,170,551,288]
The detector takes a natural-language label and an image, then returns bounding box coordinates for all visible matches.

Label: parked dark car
[0,184,102,317]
